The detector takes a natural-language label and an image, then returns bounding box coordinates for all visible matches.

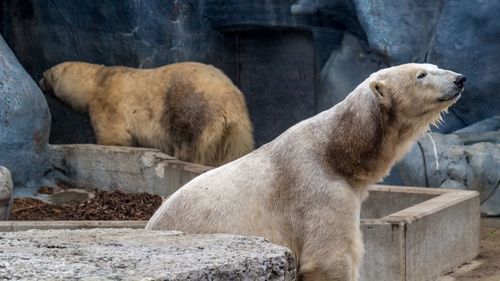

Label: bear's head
[368,63,465,128]
[39,62,102,112]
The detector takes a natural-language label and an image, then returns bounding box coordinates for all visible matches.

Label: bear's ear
[369,80,387,99]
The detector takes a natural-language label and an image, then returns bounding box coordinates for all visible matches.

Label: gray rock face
[388,118,500,215]
[2,0,499,145]
[354,0,443,64]
[454,116,500,134]
[319,33,387,111]
[0,35,51,188]
[427,1,500,132]
[302,0,500,133]
[0,229,296,280]
[0,166,13,220]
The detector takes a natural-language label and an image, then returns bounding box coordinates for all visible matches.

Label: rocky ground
[438,219,500,281]
[11,188,162,220]
[0,229,296,280]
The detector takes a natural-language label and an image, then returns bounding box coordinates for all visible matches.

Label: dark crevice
[52,165,69,176]
[438,177,448,186]
[450,108,467,127]
[0,2,3,36]
[42,169,53,177]
[185,0,217,26]
[416,140,430,187]
[49,0,80,61]
[424,50,430,62]
[481,179,500,204]
[403,223,408,280]
[423,0,446,62]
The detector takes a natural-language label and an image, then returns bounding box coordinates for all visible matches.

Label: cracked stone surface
[0,229,296,280]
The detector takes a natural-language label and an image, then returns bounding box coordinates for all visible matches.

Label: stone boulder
[388,117,500,215]
[0,229,296,280]
[0,35,51,189]
[0,166,13,220]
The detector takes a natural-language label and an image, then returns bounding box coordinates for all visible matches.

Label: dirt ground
[438,219,500,281]
[11,188,163,220]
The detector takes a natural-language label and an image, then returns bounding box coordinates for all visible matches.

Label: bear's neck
[318,88,427,189]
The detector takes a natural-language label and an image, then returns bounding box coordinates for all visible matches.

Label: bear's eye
[417,72,427,79]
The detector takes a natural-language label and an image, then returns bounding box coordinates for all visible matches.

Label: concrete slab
[49,144,212,196]
[360,220,405,281]
[0,229,296,280]
[437,223,500,281]
[361,186,480,281]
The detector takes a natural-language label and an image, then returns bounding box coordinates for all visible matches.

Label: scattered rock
[0,166,13,220]
[0,229,296,280]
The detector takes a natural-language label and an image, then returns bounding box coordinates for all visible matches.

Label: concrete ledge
[361,185,480,281]
[0,229,296,280]
[49,144,213,196]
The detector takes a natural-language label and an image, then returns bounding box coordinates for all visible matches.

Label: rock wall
[3,0,499,146]
[393,116,500,215]
[0,35,51,189]
[1,0,226,145]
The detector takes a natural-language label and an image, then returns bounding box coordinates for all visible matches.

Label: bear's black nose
[454,75,466,89]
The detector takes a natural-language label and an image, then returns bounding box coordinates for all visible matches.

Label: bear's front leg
[88,103,135,147]
[296,199,363,281]
[298,238,363,281]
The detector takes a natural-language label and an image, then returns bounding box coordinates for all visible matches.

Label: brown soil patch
[11,189,162,221]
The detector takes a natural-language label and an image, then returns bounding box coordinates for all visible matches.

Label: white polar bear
[146,63,466,281]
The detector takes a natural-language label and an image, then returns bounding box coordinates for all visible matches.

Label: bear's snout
[454,75,466,89]
[38,77,48,92]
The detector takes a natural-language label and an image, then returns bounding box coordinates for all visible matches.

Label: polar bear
[146,64,466,280]
[39,61,254,166]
